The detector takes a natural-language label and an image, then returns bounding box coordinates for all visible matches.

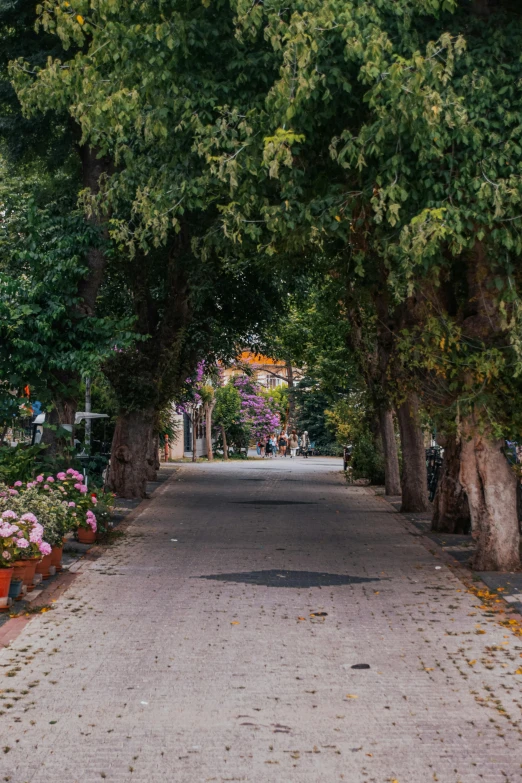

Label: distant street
[1,457,521,783]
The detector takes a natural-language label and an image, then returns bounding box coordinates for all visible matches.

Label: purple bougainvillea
[232,376,280,441]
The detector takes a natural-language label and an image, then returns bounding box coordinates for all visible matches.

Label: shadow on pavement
[197,569,381,588]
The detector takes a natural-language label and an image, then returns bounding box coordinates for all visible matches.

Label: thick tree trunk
[221,426,229,460]
[145,428,159,482]
[432,435,470,534]
[459,418,520,571]
[108,408,155,498]
[397,393,429,512]
[378,407,401,496]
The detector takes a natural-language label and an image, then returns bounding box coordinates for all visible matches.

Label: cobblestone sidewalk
[1,458,521,783]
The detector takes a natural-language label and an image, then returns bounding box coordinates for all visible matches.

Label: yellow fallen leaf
[515,668,522,675]
[424,667,434,671]
[335,215,341,222]
[468,660,476,666]
[230,621,240,625]
[297,617,306,621]
[40,607,49,613]
[345,694,358,699]
[77,14,84,24]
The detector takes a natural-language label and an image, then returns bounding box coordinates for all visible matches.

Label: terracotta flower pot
[12,559,29,584]
[77,527,96,544]
[0,567,14,609]
[23,557,41,592]
[50,545,63,571]
[35,553,53,580]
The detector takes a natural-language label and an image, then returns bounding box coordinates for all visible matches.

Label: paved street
[1,457,522,783]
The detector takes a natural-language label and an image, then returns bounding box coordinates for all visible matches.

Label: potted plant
[1,481,70,580]
[0,528,16,611]
[0,510,50,601]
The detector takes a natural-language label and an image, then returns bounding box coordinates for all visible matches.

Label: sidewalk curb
[0,468,178,649]
[374,490,521,615]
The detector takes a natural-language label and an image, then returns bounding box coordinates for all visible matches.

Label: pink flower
[66,468,76,475]
[26,481,36,489]
[79,485,87,494]
[57,472,67,481]
[43,484,51,490]
[74,483,82,490]
[2,551,11,560]
[46,477,55,483]
[17,538,29,549]
[36,475,44,483]
[8,489,19,496]
[38,541,51,556]
[68,502,76,508]
[1,510,16,519]
[91,496,98,506]
[14,481,22,487]
[20,513,38,524]
[29,523,44,544]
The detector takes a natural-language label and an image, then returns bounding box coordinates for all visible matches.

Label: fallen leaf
[468,660,476,666]
[345,694,358,699]
[230,621,240,626]
[297,617,306,621]
[515,668,522,675]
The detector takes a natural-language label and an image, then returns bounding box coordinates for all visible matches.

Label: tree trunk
[397,392,429,512]
[285,360,295,429]
[378,407,401,496]
[221,426,229,460]
[108,408,155,498]
[432,434,470,534]
[145,427,159,482]
[42,396,77,459]
[205,401,215,461]
[459,417,520,571]
[192,408,198,463]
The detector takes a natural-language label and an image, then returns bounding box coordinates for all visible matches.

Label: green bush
[352,435,385,485]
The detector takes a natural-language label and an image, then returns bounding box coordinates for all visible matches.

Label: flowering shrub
[0,485,70,546]
[232,376,281,441]
[49,469,97,531]
[0,466,106,540]
[0,510,51,564]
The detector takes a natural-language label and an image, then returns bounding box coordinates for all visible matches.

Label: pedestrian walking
[258,439,265,458]
[278,432,287,457]
[288,430,298,458]
[270,434,278,458]
[300,430,310,458]
[265,436,273,458]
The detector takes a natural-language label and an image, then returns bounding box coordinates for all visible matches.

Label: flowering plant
[42,470,98,532]
[0,485,70,546]
[0,509,51,564]
[1,467,100,537]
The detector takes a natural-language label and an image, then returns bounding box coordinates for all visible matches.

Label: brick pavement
[1,458,522,783]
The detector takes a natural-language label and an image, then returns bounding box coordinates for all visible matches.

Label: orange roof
[238,351,280,366]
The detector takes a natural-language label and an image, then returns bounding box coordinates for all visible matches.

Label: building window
[266,376,283,389]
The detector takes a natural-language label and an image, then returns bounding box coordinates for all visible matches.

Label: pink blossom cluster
[86,510,97,532]
[0,510,51,559]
